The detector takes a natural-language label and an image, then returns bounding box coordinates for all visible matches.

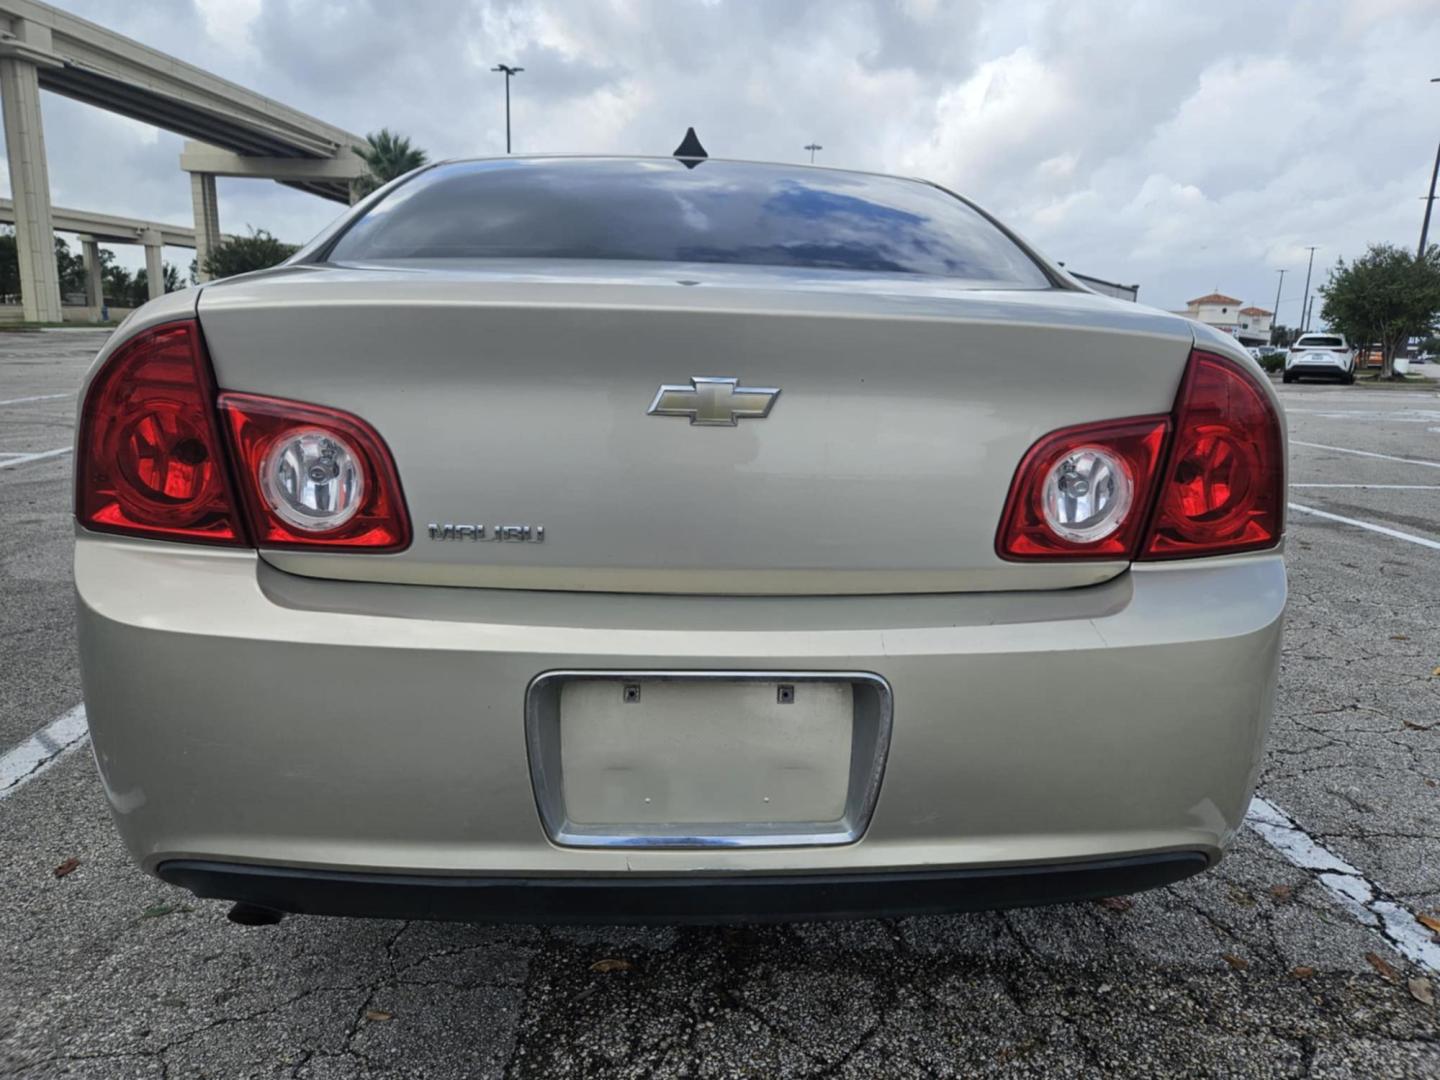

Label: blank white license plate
[558,678,854,826]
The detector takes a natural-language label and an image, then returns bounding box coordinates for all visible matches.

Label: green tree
[55,237,88,297]
[351,128,428,198]
[202,227,299,280]
[0,229,82,302]
[0,228,19,302]
[130,263,183,306]
[97,248,133,306]
[1320,244,1440,379]
[1270,324,1298,348]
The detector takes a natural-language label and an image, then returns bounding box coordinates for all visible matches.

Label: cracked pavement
[1,335,1438,1078]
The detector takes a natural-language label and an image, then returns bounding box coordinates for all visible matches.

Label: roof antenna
[673,127,708,169]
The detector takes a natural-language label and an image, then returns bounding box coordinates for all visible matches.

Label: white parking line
[0,447,71,470]
[1246,796,1440,974]
[1291,440,1440,470]
[0,705,88,801]
[0,392,71,407]
[1288,502,1440,551]
[1291,484,1440,490]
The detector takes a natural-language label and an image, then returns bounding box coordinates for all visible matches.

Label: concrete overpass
[0,0,365,320]
[0,197,212,305]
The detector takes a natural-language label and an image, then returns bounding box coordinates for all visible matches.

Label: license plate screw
[777,684,795,704]
[623,684,641,704]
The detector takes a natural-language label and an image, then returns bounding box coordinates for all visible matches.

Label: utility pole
[1270,268,1286,345]
[804,142,822,163]
[1305,295,1315,333]
[1419,77,1439,258]
[1299,246,1318,332]
[492,64,524,153]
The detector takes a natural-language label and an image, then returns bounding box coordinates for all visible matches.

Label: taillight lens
[997,348,1283,561]
[76,321,247,545]
[218,393,410,551]
[1142,350,1284,558]
[997,417,1170,559]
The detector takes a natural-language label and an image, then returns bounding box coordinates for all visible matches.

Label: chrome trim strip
[524,670,893,849]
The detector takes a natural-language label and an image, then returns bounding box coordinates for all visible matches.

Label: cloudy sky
[27,0,1440,319]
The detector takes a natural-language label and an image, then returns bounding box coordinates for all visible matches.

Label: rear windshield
[325,158,1052,286]
[1296,336,1344,348]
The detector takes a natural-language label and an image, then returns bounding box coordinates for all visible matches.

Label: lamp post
[804,142,822,163]
[1299,246,1318,332]
[1271,268,1286,345]
[1419,77,1439,258]
[492,64,524,153]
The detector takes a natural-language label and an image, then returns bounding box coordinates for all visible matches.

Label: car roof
[430,153,937,190]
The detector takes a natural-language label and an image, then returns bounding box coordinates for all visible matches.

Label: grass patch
[0,321,118,332]
[1354,371,1437,389]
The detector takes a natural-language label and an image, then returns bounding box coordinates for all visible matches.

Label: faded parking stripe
[0,706,88,801]
[0,447,72,471]
[1291,440,1440,470]
[1247,796,1440,974]
[1289,502,1440,552]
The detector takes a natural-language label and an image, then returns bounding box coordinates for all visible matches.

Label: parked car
[74,156,1287,924]
[1284,333,1356,384]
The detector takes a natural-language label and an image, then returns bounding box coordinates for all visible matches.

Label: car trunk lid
[196,261,1194,594]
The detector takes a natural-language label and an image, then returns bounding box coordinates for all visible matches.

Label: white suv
[1284,333,1356,384]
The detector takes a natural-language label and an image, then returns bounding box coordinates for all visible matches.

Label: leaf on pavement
[1390,634,1409,641]
[1269,884,1293,903]
[1408,978,1436,1006]
[52,857,80,879]
[589,958,634,974]
[1417,913,1440,934]
[364,1009,393,1022]
[1096,896,1133,913]
[138,904,190,921]
[1365,952,1401,983]
[1432,666,1440,678]
[1290,966,1317,980]
[1222,953,1250,971]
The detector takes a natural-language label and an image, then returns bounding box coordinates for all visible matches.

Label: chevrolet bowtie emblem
[647,377,781,426]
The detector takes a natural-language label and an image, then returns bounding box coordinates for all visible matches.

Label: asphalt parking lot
[2,329,1438,1078]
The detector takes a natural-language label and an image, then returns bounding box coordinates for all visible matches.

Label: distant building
[1176,293,1273,347]
[1236,306,1274,343]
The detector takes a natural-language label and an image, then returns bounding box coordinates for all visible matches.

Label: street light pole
[491,64,524,153]
[1420,78,1440,258]
[804,142,822,163]
[1299,246,1318,332]
[1271,268,1286,345]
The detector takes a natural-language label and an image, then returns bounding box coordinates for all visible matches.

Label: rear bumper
[76,534,1285,915]
[1286,362,1350,378]
[158,852,1208,923]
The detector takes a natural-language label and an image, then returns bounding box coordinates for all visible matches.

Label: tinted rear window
[326,158,1051,286]
[1297,336,1344,348]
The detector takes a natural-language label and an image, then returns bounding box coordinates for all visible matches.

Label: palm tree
[351,129,428,198]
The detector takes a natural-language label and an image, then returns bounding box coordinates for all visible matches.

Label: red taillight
[218,393,411,551]
[996,348,1283,562]
[76,321,247,545]
[997,416,1170,559]
[1141,350,1284,559]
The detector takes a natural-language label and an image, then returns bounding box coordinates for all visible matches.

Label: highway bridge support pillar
[141,228,164,300]
[0,17,61,322]
[190,170,220,283]
[78,234,102,310]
